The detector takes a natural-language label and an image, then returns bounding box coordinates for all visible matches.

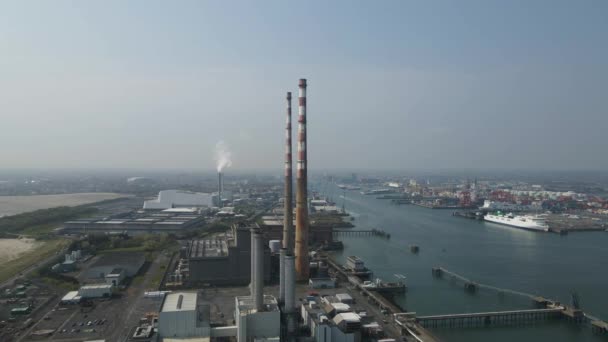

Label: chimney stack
[295,78,309,281]
[283,91,294,252]
[284,254,296,333]
[280,92,294,304]
[217,172,223,208]
[251,228,264,311]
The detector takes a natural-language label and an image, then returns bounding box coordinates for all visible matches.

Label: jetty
[417,308,563,328]
[431,266,608,334]
[333,228,391,239]
[323,255,439,342]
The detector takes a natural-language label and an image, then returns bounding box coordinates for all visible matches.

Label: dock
[323,256,439,342]
[412,202,467,209]
[417,308,563,328]
[591,320,608,334]
[391,199,412,205]
[333,229,391,239]
[431,266,608,335]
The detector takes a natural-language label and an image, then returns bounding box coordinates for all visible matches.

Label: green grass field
[0,239,70,284]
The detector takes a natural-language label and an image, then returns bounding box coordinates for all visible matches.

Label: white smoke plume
[214,140,232,172]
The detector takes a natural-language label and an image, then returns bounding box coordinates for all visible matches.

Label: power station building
[186,224,270,286]
[158,292,211,339]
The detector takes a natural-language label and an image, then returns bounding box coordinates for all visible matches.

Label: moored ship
[484,212,550,232]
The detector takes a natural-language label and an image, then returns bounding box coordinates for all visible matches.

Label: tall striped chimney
[280,92,294,304]
[294,78,309,281]
[283,92,294,251]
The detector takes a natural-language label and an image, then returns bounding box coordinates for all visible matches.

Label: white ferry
[484,212,549,232]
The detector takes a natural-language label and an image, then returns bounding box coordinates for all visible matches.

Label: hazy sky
[1,1,607,171]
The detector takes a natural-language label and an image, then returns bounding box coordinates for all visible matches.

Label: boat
[360,189,393,195]
[484,212,549,232]
[480,200,532,212]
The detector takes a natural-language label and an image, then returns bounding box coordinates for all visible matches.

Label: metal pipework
[294,78,310,281]
[283,91,294,251]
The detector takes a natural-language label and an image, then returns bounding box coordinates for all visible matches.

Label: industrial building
[60,291,81,304]
[78,284,113,298]
[62,208,205,235]
[260,215,333,244]
[156,78,310,342]
[143,190,216,209]
[235,295,281,341]
[80,252,145,282]
[186,224,270,286]
[158,292,211,339]
[105,268,126,286]
[301,298,363,342]
[158,227,281,341]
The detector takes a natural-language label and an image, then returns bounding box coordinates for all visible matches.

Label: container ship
[484,212,549,232]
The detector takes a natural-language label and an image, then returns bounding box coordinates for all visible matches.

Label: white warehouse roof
[144,190,214,210]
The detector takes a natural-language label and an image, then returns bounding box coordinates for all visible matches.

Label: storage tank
[269,240,281,254]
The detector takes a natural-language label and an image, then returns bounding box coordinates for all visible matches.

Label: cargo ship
[484,212,549,232]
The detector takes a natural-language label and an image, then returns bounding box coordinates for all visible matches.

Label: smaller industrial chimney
[279,248,286,304]
[217,172,223,208]
[251,228,264,311]
[284,254,296,333]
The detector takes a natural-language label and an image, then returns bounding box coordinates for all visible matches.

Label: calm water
[321,183,608,342]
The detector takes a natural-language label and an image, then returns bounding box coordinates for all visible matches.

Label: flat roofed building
[60,291,81,304]
[346,256,365,272]
[159,292,211,339]
[235,295,280,341]
[105,268,126,286]
[336,293,354,304]
[78,284,113,298]
[81,252,145,282]
[302,296,362,342]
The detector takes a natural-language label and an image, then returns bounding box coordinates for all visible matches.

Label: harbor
[452,210,607,234]
[324,182,608,342]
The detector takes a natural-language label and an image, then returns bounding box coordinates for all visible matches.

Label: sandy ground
[0,238,41,263]
[0,193,128,217]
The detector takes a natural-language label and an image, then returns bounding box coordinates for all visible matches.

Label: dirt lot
[0,238,41,264]
[0,193,129,217]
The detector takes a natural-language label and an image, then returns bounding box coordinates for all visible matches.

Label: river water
[320,183,608,342]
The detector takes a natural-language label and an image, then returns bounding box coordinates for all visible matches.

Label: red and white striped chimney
[283,92,294,251]
[295,78,309,281]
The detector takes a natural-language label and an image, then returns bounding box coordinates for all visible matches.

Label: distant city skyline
[1,1,607,170]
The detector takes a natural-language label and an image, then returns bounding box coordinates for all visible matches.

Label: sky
[1,1,607,171]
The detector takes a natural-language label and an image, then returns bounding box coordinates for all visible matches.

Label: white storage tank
[268,240,281,254]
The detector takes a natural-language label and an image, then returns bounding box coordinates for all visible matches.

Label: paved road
[108,252,169,342]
